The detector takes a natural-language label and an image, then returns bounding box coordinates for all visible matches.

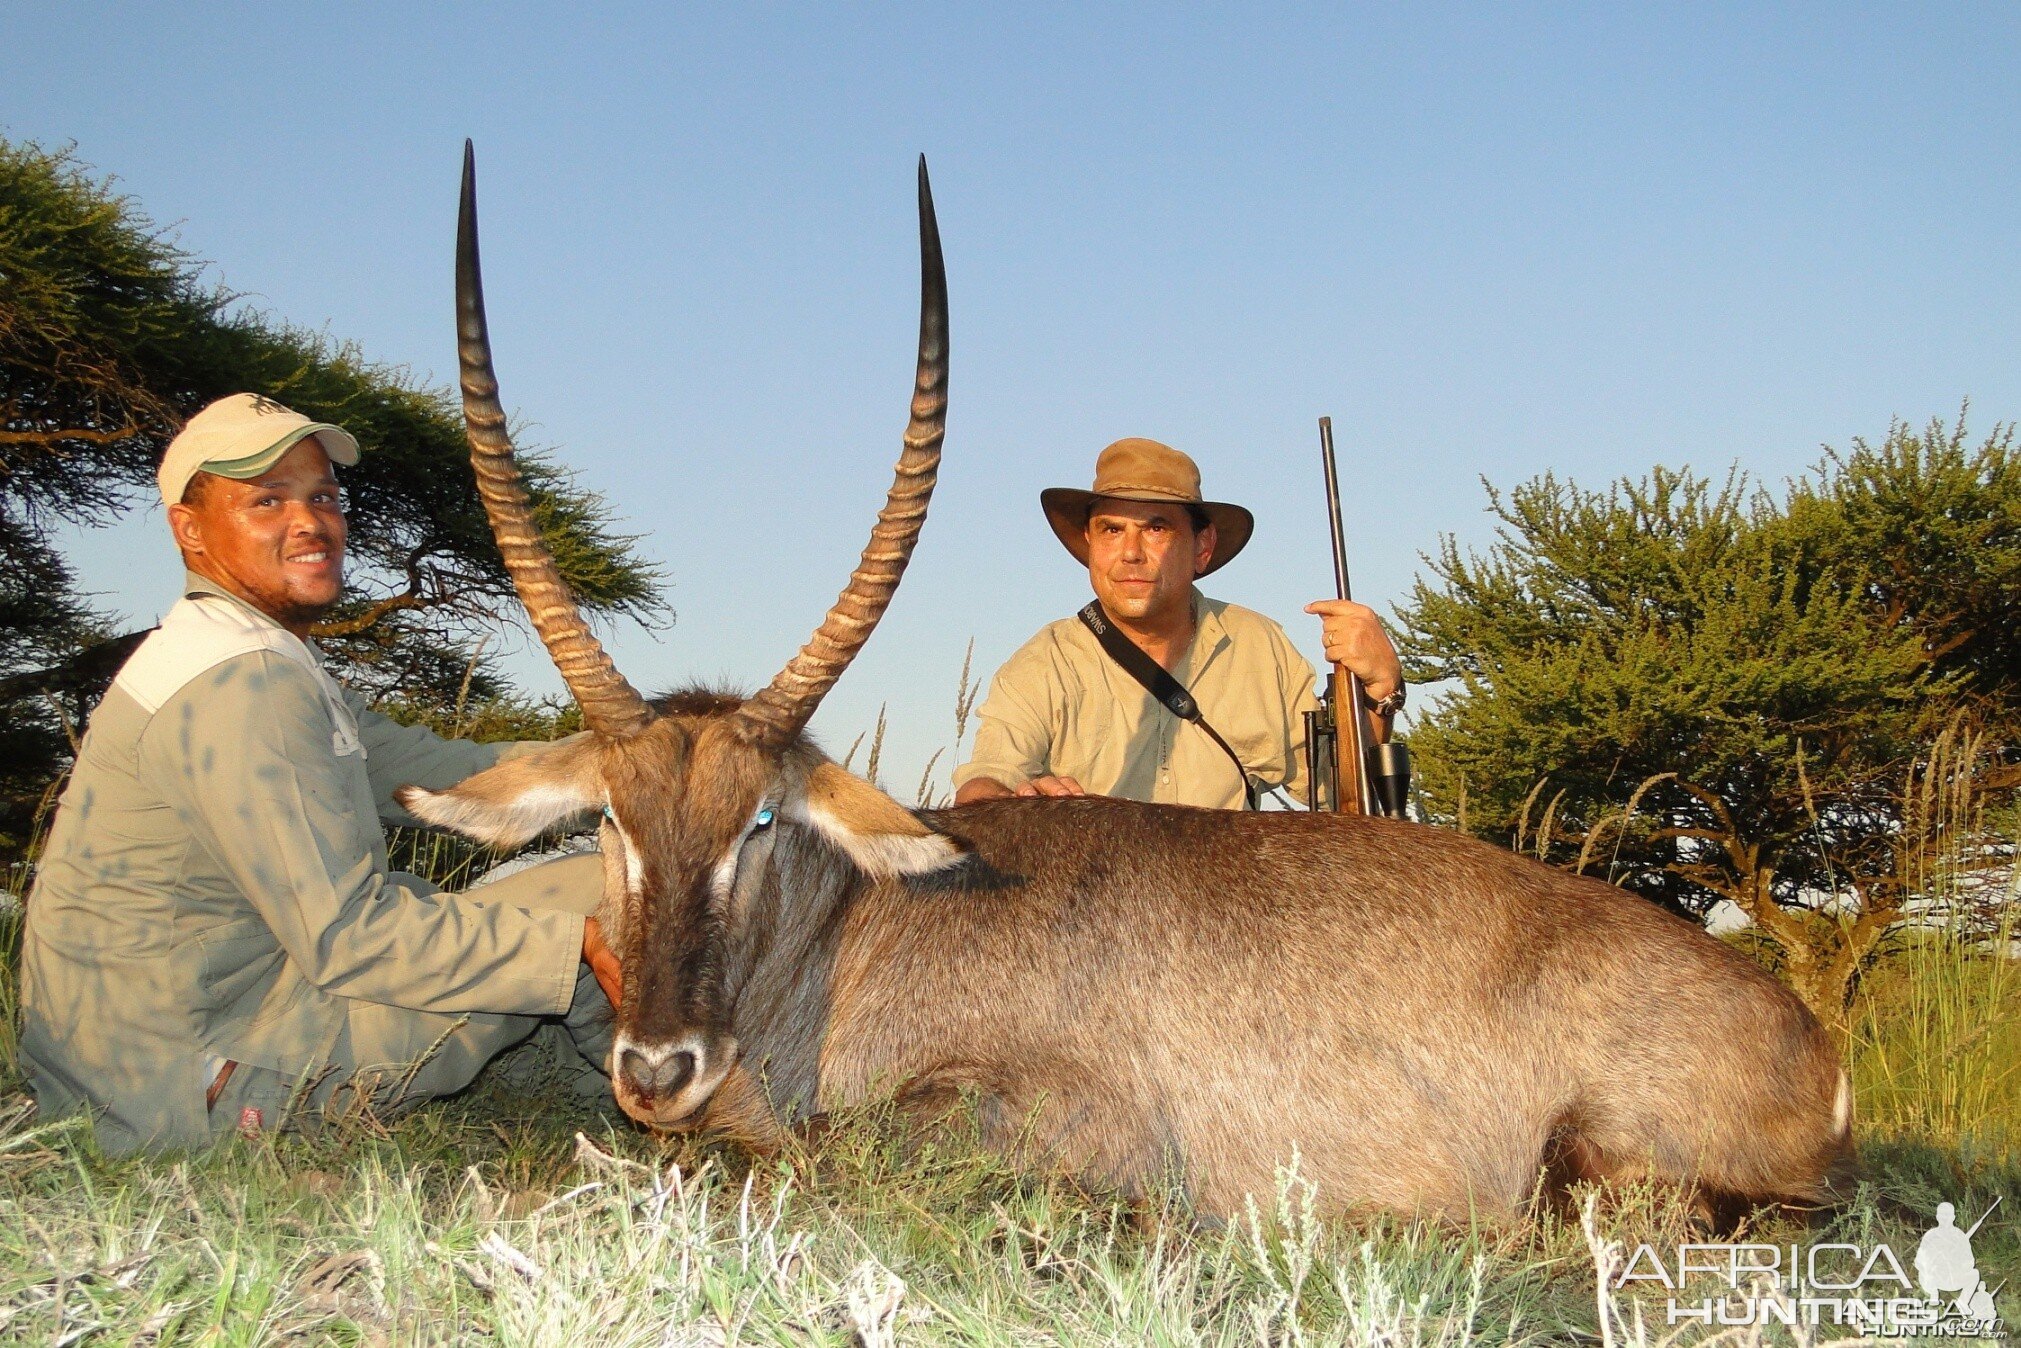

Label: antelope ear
[395,734,602,849]
[793,763,970,879]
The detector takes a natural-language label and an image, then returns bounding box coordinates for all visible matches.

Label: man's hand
[1015,774,1087,798]
[954,774,1090,804]
[1303,599,1403,703]
[583,916,622,1010]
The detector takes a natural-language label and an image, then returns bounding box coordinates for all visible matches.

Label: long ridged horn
[736,157,949,749]
[457,141,654,737]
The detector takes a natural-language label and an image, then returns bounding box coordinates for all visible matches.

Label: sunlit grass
[0,1056,2010,1345]
[1849,915,2021,1157]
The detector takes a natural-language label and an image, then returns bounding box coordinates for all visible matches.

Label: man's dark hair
[179,471,219,508]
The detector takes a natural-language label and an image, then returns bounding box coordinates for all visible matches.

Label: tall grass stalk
[1848,719,2021,1154]
[1849,905,2021,1153]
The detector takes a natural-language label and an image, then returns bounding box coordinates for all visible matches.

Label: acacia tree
[1789,415,2021,746]
[1397,421,2017,1031]
[0,138,669,859]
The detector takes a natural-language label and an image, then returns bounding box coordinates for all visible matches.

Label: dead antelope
[403,145,1854,1223]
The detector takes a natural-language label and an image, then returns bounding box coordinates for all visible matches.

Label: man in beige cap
[19,393,621,1154]
[952,438,1402,809]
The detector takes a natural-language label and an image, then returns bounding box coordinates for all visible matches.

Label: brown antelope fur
[418,148,1851,1224]
[401,688,1854,1223]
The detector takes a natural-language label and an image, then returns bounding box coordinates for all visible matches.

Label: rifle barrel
[1319,416,1353,603]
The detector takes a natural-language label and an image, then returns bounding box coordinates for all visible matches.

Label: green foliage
[0,143,205,518]
[375,690,583,746]
[1397,419,2018,1024]
[0,136,670,858]
[1402,465,1934,909]
[1789,413,2021,730]
[0,516,102,854]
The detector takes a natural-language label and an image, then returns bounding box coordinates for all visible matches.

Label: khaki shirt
[952,591,1322,809]
[20,574,591,1154]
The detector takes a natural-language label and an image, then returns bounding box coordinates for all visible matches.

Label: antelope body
[404,147,1852,1221]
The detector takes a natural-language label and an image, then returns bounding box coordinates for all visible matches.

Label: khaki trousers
[205,854,612,1135]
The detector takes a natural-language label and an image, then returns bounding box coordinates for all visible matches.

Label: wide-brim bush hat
[158,393,360,506]
[1039,437,1254,576]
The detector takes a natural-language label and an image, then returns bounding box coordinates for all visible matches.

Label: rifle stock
[1330,666,1373,815]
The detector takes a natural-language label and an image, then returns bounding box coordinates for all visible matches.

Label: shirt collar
[1159,588,1231,683]
[1191,587,1232,664]
[183,569,264,617]
[181,570,323,657]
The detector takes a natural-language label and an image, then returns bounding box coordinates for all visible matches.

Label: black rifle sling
[1076,601,1258,810]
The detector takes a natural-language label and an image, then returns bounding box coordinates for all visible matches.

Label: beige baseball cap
[157,393,360,507]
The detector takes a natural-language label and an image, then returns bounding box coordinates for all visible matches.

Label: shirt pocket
[323,687,365,759]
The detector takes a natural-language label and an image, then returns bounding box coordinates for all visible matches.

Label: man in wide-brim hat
[953,437,1402,810]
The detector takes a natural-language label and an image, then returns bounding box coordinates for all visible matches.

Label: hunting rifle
[1304,417,1412,816]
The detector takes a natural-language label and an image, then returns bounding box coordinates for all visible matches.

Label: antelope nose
[619,1044,696,1100]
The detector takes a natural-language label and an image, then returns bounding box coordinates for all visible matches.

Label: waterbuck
[403,146,1853,1222]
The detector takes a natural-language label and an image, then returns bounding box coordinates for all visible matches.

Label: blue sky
[8,4,2019,795]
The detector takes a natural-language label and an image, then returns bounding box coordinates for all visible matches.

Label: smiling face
[167,438,348,635]
[1084,498,1216,628]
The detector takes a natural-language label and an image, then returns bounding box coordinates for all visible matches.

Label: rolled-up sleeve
[951,637,1064,793]
[141,652,583,1017]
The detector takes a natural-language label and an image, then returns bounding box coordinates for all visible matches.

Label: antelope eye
[754,808,775,831]
[602,805,616,823]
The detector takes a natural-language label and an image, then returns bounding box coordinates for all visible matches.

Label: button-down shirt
[952,591,1322,810]
[20,573,590,1153]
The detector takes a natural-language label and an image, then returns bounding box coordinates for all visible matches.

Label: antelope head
[399,144,963,1128]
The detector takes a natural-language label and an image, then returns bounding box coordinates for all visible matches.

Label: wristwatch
[1366,683,1407,719]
